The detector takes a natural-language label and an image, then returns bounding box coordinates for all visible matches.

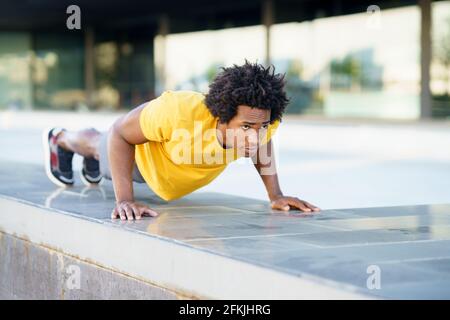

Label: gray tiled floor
[1,161,450,299]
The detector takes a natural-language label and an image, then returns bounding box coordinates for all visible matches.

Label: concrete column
[420,0,432,119]
[262,0,274,67]
[84,27,95,108]
[154,14,169,95]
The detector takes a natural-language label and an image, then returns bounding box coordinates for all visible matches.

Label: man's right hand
[111,201,159,220]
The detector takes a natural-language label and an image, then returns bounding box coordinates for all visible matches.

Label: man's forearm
[253,140,283,201]
[257,170,284,201]
[107,122,135,203]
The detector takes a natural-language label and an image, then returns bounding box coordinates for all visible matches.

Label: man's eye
[262,124,269,129]
[241,125,250,130]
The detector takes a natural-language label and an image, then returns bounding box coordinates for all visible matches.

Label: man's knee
[82,127,100,137]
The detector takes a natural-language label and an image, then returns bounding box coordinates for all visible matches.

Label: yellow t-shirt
[135,90,280,201]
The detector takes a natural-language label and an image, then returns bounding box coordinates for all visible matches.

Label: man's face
[223,105,271,157]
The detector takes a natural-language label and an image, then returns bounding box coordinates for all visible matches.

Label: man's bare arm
[253,140,320,213]
[109,104,159,220]
[253,140,283,201]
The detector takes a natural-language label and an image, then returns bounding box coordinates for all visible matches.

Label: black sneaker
[80,157,103,186]
[43,127,74,187]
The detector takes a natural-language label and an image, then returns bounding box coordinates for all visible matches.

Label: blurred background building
[0,0,449,119]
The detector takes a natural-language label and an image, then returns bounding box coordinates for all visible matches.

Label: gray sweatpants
[98,132,146,183]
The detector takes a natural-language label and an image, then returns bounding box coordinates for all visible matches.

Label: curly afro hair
[204,60,289,124]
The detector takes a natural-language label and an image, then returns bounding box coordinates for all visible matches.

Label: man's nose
[246,132,259,146]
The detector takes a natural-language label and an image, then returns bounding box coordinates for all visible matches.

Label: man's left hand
[271,196,321,213]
